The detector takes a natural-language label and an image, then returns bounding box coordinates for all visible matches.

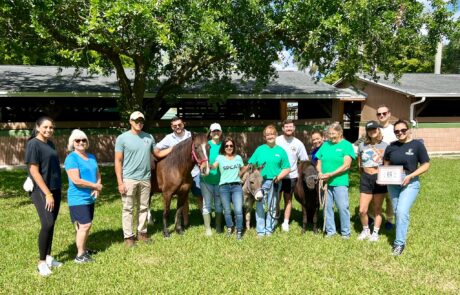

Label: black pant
[31,189,61,260]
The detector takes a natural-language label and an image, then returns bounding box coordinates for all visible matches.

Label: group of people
[25,104,430,277]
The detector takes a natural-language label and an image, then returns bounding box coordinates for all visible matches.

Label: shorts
[280,178,297,194]
[360,172,388,194]
[69,203,95,224]
[191,174,202,197]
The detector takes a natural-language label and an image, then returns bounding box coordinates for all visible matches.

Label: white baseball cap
[130,111,145,120]
[210,123,222,131]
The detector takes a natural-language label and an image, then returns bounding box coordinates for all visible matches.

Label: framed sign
[377,166,404,185]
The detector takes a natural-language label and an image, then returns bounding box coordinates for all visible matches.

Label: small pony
[293,161,320,234]
[152,133,209,238]
[242,165,264,230]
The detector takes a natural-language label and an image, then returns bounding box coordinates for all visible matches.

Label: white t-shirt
[276,135,309,179]
[380,124,397,144]
[156,130,200,178]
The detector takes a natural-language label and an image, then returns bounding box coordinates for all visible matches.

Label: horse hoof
[163,231,170,238]
[176,228,184,235]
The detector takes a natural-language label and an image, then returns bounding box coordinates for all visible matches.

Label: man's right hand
[118,183,127,195]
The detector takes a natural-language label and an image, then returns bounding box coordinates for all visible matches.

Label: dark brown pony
[242,165,264,230]
[152,133,209,238]
[294,161,320,234]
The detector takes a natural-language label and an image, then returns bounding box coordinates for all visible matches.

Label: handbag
[23,176,34,192]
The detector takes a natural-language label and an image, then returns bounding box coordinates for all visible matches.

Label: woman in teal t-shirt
[316,123,356,238]
[211,137,245,240]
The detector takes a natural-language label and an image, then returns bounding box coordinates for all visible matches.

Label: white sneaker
[281,222,290,232]
[357,230,371,241]
[46,255,63,268]
[369,232,379,242]
[37,262,52,277]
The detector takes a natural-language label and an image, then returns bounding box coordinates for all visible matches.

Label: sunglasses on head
[225,144,234,148]
[75,139,87,143]
[377,111,388,117]
[394,128,408,135]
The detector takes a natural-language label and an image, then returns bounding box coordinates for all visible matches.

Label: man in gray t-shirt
[115,111,155,247]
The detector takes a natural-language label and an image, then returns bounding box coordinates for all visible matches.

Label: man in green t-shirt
[248,125,290,237]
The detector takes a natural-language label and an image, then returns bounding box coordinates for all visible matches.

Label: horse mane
[162,137,194,172]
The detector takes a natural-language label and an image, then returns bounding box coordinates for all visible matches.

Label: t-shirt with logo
[248,144,290,180]
[276,135,309,179]
[115,130,155,181]
[383,140,429,173]
[215,155,244,185]
[358,141,388,168]
[316,139,356,186]
[202,140,222,185]
[64,151,98,206]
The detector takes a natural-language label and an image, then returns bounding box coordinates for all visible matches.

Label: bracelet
[45,193,53,199]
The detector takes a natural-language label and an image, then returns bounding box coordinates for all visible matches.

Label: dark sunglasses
[394,128,408,135]
[225,144,234,148]
[133,119,144,124]
[377,111,388,117]
[75,139,87,143]
[171,123,183,128]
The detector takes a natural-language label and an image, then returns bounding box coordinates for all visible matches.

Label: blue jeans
[387,177,420,246]
[219,184,244,231]
[201,182,222,215]
[325,186,350,237]
[255,180,281,235]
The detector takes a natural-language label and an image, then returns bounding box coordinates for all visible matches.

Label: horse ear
[248,164,254,173]
[258,162,266,171]
[191,132,196,139]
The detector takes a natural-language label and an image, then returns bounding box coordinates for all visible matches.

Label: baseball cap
[130,111,145,120]
[210,123,222,131]
[366,120,380,131]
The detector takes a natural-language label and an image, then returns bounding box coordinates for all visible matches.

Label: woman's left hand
[91,190,100,198]
[402,175,412,186]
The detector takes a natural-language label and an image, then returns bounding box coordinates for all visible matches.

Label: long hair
[28,116,54,141]
[364,128,383,145]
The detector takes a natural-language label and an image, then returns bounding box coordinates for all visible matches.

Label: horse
[293,160,320,234]
[242,165,264,230]
[152,133,210,238]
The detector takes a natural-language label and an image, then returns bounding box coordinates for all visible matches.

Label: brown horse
[152,133,209,238]
[242,165,264,230]
[294,161,320,234]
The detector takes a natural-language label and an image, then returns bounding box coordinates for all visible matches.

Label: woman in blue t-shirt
[64,129,102,263]
[211,137,245,240]
[383,120,430,256]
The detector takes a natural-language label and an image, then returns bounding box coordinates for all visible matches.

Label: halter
[244,173,264,199]
[191,142,208,165]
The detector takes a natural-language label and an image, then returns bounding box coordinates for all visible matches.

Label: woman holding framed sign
[383,120,430,256]
[357,121,388,242]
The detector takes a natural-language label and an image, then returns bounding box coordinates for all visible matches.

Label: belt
[220,182,241,186]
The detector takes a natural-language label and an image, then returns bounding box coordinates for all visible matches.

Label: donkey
[242,165,264,230]
[293,161,320,234]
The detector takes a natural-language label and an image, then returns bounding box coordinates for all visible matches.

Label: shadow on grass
[351,205,395,246]
[58,228,124,262]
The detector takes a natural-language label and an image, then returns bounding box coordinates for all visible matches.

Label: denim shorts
[69,203,95,224]
[360,172,387,194]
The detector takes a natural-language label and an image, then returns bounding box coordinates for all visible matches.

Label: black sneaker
[236,231,242,240]
[392,244,405,256]
[75,253,95,263]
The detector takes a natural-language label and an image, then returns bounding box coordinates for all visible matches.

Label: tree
[1,0,456,118]
[442,19,460,73]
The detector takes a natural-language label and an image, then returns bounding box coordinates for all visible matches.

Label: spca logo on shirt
[275,153,281,157]
[143,138,151,146]
[405,148,414,156]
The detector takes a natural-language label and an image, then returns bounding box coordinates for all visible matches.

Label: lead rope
[267,178,279,220]
[318,179,328,233]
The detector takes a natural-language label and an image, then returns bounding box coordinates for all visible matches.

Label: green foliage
[1,158,459,293]
[442,19,460,73]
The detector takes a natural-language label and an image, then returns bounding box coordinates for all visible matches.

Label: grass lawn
[0,158,459,294]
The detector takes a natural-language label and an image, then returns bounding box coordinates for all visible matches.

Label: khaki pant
[122,179,151,239]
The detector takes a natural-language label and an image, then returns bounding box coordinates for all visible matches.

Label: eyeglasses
[75,139,87,143]
[377,111,388,117]
[394,128,408,135]
[225,144,234,148]
[133,119,144,124]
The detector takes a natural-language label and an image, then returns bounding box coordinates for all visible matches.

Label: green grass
[1,159,459,294]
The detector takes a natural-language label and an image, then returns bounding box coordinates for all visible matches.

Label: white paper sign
[377,166,404,185]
